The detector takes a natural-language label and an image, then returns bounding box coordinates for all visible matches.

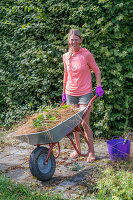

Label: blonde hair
[68,29,82,40]
[68,29,82,67]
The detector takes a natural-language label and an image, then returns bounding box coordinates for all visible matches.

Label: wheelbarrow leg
[66,125,90,157]
[45,142,60,164]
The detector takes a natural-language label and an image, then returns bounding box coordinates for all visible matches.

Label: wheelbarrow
[14,95,98,181]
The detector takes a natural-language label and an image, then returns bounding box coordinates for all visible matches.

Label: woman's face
[68,34,82,52]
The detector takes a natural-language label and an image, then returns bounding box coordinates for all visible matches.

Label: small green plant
[0,138,5,148]
[71,162,85,171]
[32,108,60,129]
[95,160,133,200]
[32,105,71,130]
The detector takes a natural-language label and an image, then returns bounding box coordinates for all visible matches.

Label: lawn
[0,173,66,200]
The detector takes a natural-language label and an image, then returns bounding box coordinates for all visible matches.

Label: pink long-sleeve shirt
[63,47,101,96]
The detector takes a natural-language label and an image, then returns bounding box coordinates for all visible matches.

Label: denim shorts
[66,93,93,105]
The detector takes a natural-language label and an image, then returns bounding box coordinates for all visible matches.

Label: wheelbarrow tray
[14,108,85,145]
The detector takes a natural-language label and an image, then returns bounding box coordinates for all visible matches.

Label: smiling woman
[62,29,104,162]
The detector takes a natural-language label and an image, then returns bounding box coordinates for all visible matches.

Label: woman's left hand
[95,86,104,97]
[62,94,66,102]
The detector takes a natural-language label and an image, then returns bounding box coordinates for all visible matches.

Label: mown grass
[0,173,66,200]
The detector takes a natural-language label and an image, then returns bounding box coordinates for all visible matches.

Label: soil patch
[14,106,79,136]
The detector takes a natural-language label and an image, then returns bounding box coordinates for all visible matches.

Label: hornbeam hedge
[0,0,132,137]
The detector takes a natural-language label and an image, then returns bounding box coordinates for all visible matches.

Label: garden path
[0,134,118,199]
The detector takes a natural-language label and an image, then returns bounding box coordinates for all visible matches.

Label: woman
[62,29,104,162]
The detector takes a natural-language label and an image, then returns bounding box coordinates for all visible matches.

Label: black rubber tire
[29,146,56,181]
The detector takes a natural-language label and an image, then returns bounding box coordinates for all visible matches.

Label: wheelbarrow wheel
[29,146,56,181]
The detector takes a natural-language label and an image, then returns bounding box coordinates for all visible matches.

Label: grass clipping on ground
[14,105,80,136]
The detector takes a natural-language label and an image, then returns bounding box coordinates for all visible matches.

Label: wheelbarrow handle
[59,101,65,108]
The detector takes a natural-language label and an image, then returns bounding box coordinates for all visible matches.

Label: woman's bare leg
[69,104,95,161]
[80,105,96,162]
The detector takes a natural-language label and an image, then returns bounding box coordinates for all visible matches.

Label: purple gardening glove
[62,94,66,102]
[95,86,104,97]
